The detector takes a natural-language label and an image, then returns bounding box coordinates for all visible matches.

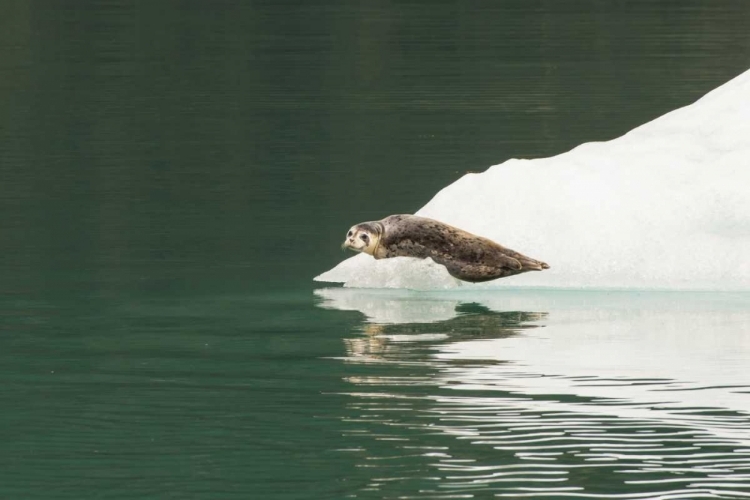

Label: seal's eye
[360,234,369,242]
[347,231,353,237]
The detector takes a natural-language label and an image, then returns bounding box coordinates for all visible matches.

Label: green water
[2,2,750,499]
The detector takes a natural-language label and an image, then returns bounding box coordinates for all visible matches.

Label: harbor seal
[342,214,550,283]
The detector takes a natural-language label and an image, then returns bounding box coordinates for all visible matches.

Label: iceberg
[316,69,750,290]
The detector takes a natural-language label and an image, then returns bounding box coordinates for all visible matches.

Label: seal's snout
[342,236,356,251]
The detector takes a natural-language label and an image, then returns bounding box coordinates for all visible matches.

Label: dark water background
[2,2,750,498]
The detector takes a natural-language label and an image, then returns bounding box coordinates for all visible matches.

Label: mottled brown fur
[345,214,549,283]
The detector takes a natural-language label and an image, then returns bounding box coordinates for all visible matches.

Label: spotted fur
[342,214,549,283]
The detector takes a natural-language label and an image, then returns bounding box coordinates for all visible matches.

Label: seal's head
[342,222,383,256]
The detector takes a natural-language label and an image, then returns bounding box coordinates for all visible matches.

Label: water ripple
[328,290,750,499]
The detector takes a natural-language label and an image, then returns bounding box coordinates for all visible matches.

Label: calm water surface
[2,1,750,499]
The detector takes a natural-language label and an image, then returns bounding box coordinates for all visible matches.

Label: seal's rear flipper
[516,257,549,271]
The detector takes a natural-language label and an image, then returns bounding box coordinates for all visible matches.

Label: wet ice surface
[318,288,750,498]
[317,68,750,291]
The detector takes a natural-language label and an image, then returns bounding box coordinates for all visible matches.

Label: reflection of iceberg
[329,289,750,497]
[320,288,750,432]
[316,287,544,325]
[316,69,750,290]
[314,287,463,324]
[434,291,750,418]
[316,288,546,359]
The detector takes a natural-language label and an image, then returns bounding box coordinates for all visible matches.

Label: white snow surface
[316,69,750,290]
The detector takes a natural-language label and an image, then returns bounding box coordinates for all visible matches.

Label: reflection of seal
[342,214,549,283]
